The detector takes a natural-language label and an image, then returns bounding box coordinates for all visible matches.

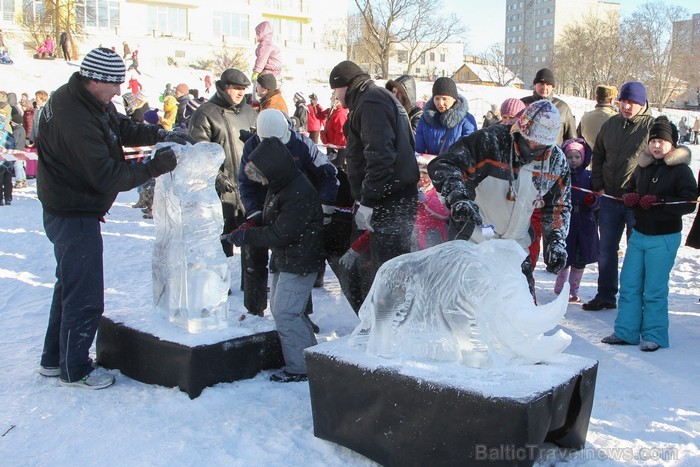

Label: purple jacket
[562,138,598,267]
[253,21,282,75]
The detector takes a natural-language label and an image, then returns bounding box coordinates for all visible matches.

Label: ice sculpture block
[152,142,229,333]
[348,239,571,367]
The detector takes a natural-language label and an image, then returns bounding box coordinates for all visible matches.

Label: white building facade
[0,0,347,81]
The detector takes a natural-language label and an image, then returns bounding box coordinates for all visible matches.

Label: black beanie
[533,68,556,86]
[329,60,364,89]
[432,77,459,100]
[256,73,277,91]
[648,116,678,146]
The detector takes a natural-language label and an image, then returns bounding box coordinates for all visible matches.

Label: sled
[33,53,56,60]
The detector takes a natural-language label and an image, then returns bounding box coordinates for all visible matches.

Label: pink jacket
[415,186,449,249]
[253,21,282,76]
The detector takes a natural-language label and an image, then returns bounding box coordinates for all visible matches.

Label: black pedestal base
[96,317,284,398]
[306,340,598,467]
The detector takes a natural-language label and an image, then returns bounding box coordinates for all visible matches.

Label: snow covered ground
[1,58,700,465]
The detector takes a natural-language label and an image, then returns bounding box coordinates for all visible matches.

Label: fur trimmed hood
[422,95,469,130]
[638,145,691,168]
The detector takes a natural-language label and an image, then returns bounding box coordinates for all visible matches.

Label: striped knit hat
[80,48,126,84]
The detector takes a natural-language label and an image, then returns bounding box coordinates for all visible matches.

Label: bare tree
[551,11,620,99]
[619,2,691,110]
[477,43,518,87]
[353,0,465,78]
[20,0,81,58]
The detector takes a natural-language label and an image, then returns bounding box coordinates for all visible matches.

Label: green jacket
[591,104,655,198]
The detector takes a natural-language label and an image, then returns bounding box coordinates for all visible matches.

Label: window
[74,0,120,29]
[148,5,187,37]
[269,17,302,45]
[2,0,15,21]
[430,52,435,61]
[213,12,249,40]
[420,53,425,65]
[397,50,408,62]
[440,53,445,62]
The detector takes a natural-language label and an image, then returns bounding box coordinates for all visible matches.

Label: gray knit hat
[80,48,126,83]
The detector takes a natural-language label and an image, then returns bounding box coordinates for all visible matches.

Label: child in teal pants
[602,117,697,351]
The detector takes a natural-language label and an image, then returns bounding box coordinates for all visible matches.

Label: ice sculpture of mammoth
[348,239,571,367]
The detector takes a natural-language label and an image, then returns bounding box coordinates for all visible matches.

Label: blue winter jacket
[415,96,476,156]
[239,127,338,216]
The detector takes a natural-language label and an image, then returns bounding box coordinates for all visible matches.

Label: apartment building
[0,0,347,81]
[504,0,619,85]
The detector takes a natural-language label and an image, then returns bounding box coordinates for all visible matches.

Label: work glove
[622,192,640,208]
[215,173,235,194]
[157,129,196,145]
[220,222,255,246]
[544,240,568,274]
[450,199,482,229]
[339,249,360,268]
[322,204,335,225]
[146,146,177,177]
[639,195,657,210]
[354,204,374,232]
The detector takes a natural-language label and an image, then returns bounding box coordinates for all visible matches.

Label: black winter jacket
[188,80,257,212]
[37,72,159,217]
[624,146,697,236]
[243,138,324,275]
[344,76,419,207]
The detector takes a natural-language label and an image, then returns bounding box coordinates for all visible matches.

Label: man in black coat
[36,48,194,389]
[329,60,419,280]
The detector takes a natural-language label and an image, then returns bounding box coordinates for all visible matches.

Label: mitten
[157,129,196,145]
[583,193,597,206]
[251,72,259,83]
[239,129,255,143]
[339,249,360,268]
[354,204,374,231]
[544,240,568,274]
[146,146,177,177]
[246,210,262,226]
[639,195,657,210]
[622,192,640,208]
[215,173,235,193]
[451,199,482,228]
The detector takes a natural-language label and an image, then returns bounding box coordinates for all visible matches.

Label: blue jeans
[594,197,635,302]
[41,213,104,382]
[614,230,680,347]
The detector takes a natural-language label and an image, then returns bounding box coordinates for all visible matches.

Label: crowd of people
[4,21,697,390]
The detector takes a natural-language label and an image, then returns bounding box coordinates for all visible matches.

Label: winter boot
[568,267,584,302]
[141,184,154,218]
[554,266,570,295]
[132,188,147,208]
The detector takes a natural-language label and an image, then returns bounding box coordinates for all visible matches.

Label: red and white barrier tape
[0,148,38,162]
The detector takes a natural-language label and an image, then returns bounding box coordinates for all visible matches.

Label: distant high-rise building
[504,0,619,86]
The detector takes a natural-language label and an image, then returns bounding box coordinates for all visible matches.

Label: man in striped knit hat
[35,48,195,389]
